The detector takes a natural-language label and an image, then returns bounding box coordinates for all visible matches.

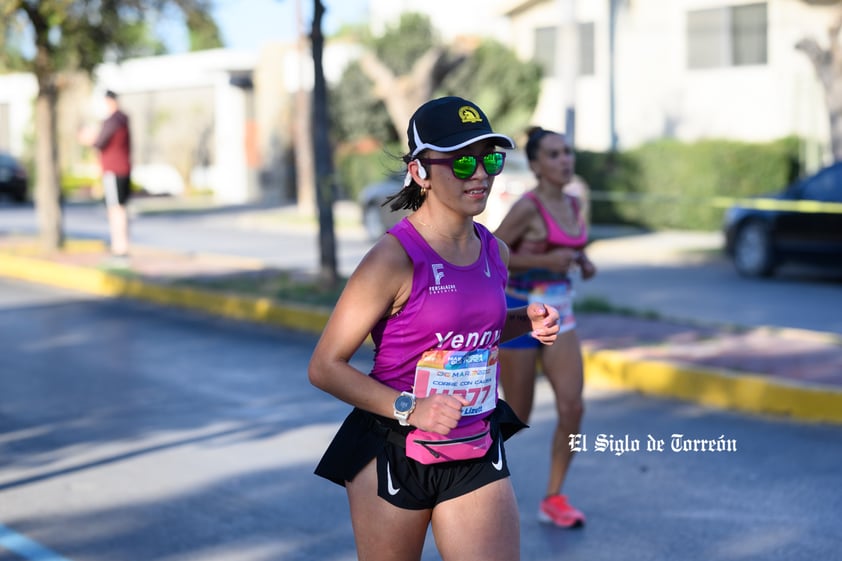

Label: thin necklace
[416,218,473,241]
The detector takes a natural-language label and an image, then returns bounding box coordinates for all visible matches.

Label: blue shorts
[501,293,541,349]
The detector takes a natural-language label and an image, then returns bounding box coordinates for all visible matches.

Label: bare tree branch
[359,47,451,144]
[795,8,842,160]
[796,37,833,89]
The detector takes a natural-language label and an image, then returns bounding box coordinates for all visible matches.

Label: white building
[91,49,260,202]
[0,40,360,205]
[506,0,831,161]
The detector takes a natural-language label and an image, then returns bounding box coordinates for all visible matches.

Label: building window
[578,22,595,76]
[534,26,557,78]
[687,2,767,69]
[732,3,767,65]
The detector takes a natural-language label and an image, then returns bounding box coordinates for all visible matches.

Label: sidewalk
[1,232,841,425]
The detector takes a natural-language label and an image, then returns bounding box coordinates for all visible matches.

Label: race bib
[413,348,498,417]
[528,280,576,333]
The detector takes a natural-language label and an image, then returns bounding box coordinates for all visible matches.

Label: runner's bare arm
[577,251,597,279]
[307,235,465,432]
[501,302,560,345]
[308,236,411,415]
[494,197,534,248]
[494,237,560,344]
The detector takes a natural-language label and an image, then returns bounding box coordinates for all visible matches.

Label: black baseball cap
[407,96,515,157]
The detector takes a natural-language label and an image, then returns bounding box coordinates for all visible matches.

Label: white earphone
[404,159,427,187]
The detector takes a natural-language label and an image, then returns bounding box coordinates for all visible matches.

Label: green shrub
[577,136,802,230]
[576,150,643,226]
[60,173,144,199]
[61,173,99,198]
[336,136,802,231]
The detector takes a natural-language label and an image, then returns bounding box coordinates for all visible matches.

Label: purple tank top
[370,218,509,394]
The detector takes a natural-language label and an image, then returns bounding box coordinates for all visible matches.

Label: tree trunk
[311,0,338,286]
[294,87,315,214]
[34,77,64,252]
[796,14,842,161]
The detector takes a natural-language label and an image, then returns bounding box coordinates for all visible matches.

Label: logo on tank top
[429,263,457,295]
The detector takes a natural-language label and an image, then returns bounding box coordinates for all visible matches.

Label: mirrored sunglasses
[420,151,506,180]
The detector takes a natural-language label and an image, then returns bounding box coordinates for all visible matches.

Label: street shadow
[772,262,842,284]
[0,296,367,472]
[0,294,377,557]
[2,460,358,560]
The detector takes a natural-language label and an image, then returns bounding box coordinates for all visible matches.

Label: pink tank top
[370,218,508,394]
[508,192,589,293]
[523,191,587,249]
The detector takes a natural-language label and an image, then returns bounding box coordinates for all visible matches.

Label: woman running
[495,126,597,529]
[309,97,561,561]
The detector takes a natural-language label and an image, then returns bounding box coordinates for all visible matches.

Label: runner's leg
[108,205,129,255]
[431,478,520,561]
[540,329,585,496]
[346,459,431,561]
[498,347,538,423]
[102,172,130,256]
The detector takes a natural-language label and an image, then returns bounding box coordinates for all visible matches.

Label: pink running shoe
[538,495,586,528]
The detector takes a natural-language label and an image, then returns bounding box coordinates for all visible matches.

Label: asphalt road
[574,230,842,335]
[1,278,840,561]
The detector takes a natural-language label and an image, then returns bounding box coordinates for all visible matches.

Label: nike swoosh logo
[386,460,400,495]
[491,439,503,471]
[484,258,491,277]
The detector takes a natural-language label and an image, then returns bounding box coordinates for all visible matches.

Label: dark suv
[723,161,842,277]
[0,151,28,203]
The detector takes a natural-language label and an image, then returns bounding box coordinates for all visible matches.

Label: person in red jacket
[82,90,132,260]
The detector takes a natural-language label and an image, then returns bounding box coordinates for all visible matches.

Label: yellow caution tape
[587,191,842,214]
[710,197,842,213]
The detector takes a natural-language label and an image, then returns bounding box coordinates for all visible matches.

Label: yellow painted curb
[0,253,331,334]
[583,349,842,425]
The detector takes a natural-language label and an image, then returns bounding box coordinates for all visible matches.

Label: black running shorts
[102,171,132,207]
[314,401,527,510]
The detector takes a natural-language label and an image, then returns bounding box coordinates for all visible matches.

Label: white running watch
[393,391,416,426]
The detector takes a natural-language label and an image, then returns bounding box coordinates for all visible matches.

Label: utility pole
[311,0,339,285]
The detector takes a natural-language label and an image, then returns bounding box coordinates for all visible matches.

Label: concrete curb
[0,252,332,333]
[3,251,841,425]
[583,350,842,425]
